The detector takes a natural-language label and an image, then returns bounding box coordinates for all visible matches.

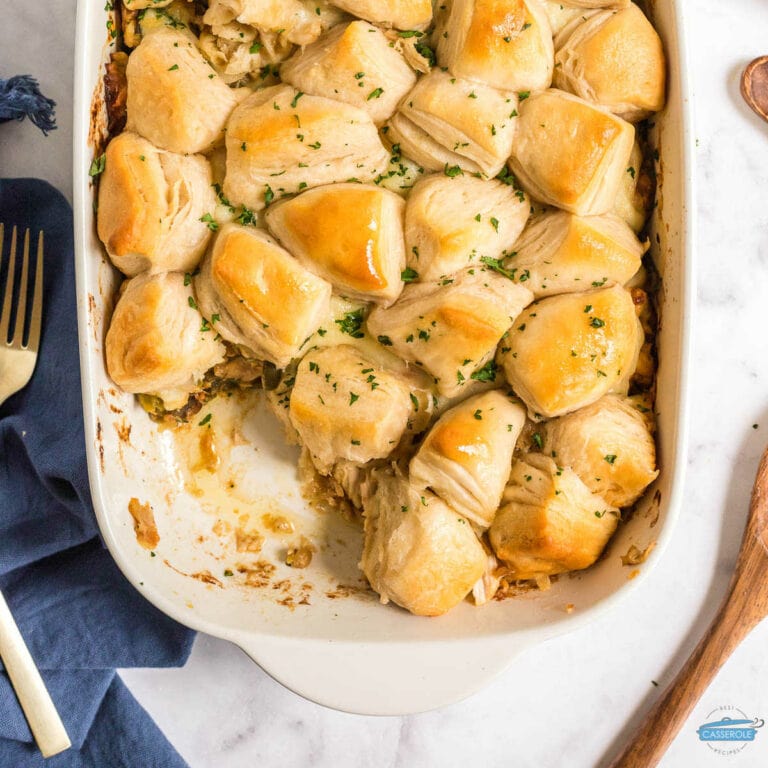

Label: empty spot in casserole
[128,497,160,550]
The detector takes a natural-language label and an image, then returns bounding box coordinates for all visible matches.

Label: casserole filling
[94,0,665,617]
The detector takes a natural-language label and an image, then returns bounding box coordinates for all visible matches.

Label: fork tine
[0,226,17,343]
[26,232,43,352]
[11,229,31,347]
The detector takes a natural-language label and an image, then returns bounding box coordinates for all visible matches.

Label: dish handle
[235,634,534,715]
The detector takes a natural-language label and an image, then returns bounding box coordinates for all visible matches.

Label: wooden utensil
[741,56,768,123]
[607,446,768,768]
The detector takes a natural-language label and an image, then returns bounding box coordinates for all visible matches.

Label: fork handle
[0,590,70,757]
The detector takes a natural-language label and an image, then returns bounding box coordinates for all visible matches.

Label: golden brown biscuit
[105,272,225,401]
[410,391,527,528]
[289,345,413,472]
[367,266,533,397]
[489,454,619,579]
[508,210,646,298]
[126,28,240,154]
[404,174,529,281]
[436,0,554,92]
[554,4,666,122]
[223,85,390,211]
[280,21,417,124]
[96,132,217,277]
[330,0,432,30]
[194,224,332,368]
[266,184,406,306]
[361,470,486,616]
[544,393,658,507]
[387,70,520,178]
[497,284,643,418]
[508,89,635,216]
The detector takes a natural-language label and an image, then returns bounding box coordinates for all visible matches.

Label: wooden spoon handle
[608,527,768,766]
[0,590,71,758]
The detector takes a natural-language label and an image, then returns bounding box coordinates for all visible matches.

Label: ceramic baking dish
[72,1,694,715]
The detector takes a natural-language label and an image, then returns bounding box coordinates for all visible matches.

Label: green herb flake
[89,154,106,177]
[199,213,218,231]
[335,309,365,338]
[198,413,212,426]
[604,454,617,465]
[401,267,419,282]
[470,360,497,382]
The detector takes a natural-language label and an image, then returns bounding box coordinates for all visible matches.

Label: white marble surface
[4,1,768,766]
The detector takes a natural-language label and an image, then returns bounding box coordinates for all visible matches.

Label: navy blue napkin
[0,178,194,767]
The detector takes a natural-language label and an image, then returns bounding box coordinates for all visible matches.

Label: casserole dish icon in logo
[697,717,765,742]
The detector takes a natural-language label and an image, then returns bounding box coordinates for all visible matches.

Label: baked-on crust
[508,89,635,216]
[410,391,527,528]
[361,470,486,616]
[223,85,390,211]
[280,21,417,124]
[194,224,332,369]
[554,4,666,122]
[105,272,225,401]
[266,183,406,306]
[125,28,241,154]
[96,131,217,277]
[437,0,554,93]
[497,284,643,418]
[489,454,619,579]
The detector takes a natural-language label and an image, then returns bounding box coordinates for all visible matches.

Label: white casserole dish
[72,1,694,715]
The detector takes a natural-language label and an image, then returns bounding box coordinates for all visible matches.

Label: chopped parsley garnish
[470,360,497,382]
[335,309,365,338]
[199,213,218,231]
[604,454,617,465]
[89,154,106,177]
[401,267,419,282]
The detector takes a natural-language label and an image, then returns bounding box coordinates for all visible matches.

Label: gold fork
[0,225,43,404]
[0,223,70,757]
